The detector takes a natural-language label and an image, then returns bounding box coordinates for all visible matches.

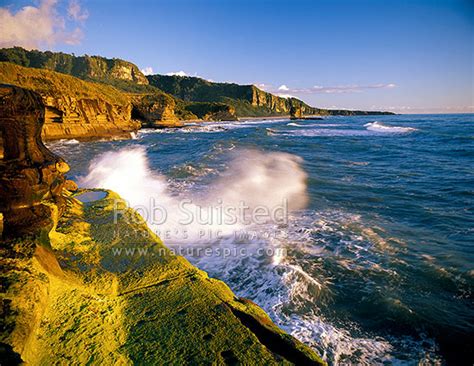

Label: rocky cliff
[0,48,243,125]
[0,87,326,365]
[185,102,238,121]
[130,93,183,128]
[0,62,140,140]
[250,85,318,115]
[0,47,393,124]
[0,47,148,85]
[146,74,297,117]
[146,74,394,117]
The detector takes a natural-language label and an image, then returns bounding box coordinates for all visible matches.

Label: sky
[0,0,473,113]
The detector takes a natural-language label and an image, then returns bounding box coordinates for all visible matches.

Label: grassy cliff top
[0,62,129,105]
[0,46,148,85]
[147,73,253,102]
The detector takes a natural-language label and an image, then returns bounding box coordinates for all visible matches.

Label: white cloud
[67,0,88,22]
[164,71,215,82]
[268,83,397,95]
[276,93,296,99]
[166,71,188,77]
[309,83,397,94]
[141,66,154,76]
[0,0,88,49]
[253,83,270,91]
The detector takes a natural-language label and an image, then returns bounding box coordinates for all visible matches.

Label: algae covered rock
[0,189,326,365]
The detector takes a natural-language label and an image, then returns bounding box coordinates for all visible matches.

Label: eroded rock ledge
[0,189,326,365]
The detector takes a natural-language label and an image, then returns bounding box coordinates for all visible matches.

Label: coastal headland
[0,47,393,142]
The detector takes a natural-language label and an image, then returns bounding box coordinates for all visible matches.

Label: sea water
[49,114,474,365]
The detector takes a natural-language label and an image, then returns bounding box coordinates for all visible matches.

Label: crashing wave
[364,121,417,133]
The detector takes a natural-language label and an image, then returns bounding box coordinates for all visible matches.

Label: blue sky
[0,0,473,113]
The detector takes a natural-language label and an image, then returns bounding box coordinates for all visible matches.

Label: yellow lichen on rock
[1,190,325,365]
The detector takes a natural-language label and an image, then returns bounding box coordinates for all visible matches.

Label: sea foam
[78,147,308,242]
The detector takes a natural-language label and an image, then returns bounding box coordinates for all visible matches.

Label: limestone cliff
[290,103,303,119]
[185,102,238,121]
[0,47,394,120]
[250,86,318,115]
[131,93,182,128]
[147,74,394,117]
[0,62,140,140]
[0,47,148,85]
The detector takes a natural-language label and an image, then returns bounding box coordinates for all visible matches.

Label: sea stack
[0,84,69,238]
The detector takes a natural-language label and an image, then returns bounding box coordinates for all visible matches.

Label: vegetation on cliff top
[0,62,129,106]
[147,74,394,117]
[0,47,394,118]
[147,74,316,117]
[0,46,148,85]
[147,74,253,102]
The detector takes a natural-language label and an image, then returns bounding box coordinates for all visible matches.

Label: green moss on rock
[1,190,326,365]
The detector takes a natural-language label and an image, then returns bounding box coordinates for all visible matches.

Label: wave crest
[364,121,417,133]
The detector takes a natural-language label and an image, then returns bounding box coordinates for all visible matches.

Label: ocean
[49,114,474,365]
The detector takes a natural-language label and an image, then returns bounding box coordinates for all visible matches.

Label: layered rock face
[0,85,69,237]
[202,104,237,121]
[131,93,181,127]
[0,62,140,140]
[41,95,137,140]
[251,86,289,113]
[251,86,318,115]
[290,103,303,119]
[185,102,238,121]
[147,74,319,116]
